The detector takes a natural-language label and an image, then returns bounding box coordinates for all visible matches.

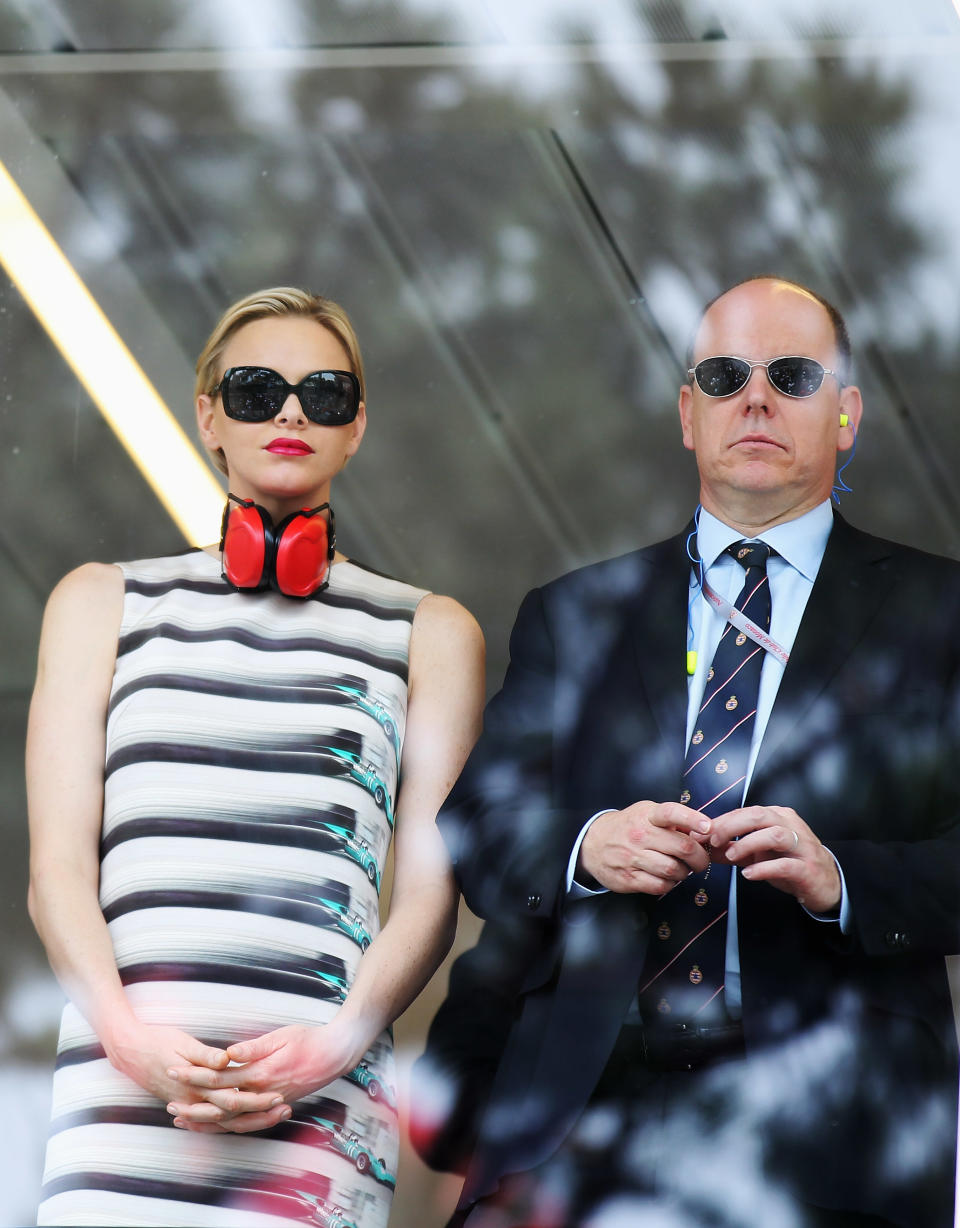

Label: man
[415,278,960,1227]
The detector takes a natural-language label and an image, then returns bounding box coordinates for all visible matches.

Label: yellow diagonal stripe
[0,158,223,545]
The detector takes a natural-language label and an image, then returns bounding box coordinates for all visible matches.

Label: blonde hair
[195,286,365,476]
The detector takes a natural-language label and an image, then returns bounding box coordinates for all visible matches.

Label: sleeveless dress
[38,550,427,1228]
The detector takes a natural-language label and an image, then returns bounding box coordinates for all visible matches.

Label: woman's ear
[344,402,367,462]
[196,393,220,450]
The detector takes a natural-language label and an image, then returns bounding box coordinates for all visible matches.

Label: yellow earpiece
[839,414,849,427]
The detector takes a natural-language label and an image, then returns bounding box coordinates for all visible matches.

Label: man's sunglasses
[213,366,361,425]
[688,355,840,400]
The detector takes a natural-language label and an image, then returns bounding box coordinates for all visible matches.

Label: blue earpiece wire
[832,421,857,505]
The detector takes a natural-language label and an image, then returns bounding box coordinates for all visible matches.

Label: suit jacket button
[884,930,903,948]
[526,893,541,911]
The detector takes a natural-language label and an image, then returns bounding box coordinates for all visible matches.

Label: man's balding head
[686,277,852,386]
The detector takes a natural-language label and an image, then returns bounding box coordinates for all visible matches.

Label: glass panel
[4,4,960,1223]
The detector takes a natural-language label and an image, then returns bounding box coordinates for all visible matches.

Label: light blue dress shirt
[567,500,850,1014]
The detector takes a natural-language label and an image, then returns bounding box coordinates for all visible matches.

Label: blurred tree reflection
[4,3,959,1224]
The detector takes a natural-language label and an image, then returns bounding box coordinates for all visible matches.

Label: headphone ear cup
[222,502,270,590]
[274,511,331,598]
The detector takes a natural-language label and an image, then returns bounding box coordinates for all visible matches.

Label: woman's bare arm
[27,564,235,1106]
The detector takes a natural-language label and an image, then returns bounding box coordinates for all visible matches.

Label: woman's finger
[169,1089,285,1120]
[220,1105,293,1133]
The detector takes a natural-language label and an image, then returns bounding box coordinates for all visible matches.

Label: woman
[28,287,485,1226]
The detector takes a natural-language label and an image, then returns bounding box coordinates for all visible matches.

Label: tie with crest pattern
[637,540,772,1026]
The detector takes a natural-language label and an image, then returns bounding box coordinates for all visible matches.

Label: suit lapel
[750,515,896,787]
[627,532,692,785]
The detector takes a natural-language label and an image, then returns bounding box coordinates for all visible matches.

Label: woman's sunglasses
[213,366,361,425]
[688,355,840,400]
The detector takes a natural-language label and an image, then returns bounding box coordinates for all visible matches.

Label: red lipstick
[265,439,314,455]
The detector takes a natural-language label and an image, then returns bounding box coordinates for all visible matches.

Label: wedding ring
[790,830,800,851]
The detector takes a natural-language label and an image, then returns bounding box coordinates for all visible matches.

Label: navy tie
[637,541,772,1026]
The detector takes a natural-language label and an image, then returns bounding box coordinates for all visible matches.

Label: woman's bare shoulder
[411,593,484,651]
[45,562,124,619]
[38,563,125,663]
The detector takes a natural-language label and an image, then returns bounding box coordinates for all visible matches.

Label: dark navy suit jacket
[418,515,960,1225]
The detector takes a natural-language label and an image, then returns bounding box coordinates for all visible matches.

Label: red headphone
[219,494,336,598]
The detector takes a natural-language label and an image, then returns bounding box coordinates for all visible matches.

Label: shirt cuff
[566,810,614,898]
[802,847,850,932]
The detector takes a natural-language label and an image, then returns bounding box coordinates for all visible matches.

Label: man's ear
[678,382,696,452]
[837,384,863,449]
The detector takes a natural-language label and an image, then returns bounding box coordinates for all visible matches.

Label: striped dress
[38,549,427,1228]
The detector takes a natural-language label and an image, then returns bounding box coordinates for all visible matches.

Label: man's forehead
[695,280,834,356]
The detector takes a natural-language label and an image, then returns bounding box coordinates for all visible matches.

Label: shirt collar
[694,500,833,582]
